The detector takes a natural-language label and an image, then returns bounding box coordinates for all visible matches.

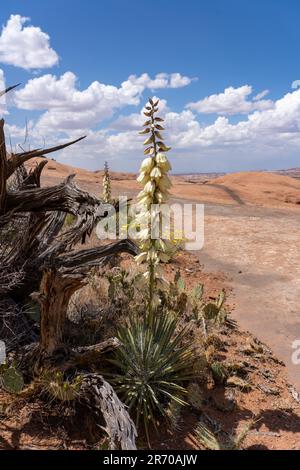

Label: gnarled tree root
[80,372,137,450]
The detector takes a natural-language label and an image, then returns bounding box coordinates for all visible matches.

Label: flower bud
[135,252,148,264]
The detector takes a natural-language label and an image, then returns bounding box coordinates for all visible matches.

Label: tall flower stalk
[135,98,173,317]
[102,161,111,203]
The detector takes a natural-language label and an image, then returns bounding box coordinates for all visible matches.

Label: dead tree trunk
[32,268,83,354]
[32,239,138,356]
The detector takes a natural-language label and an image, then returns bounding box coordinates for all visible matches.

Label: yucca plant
[109,313,195,445]
[102,161,112,203]
[135,98,173,315]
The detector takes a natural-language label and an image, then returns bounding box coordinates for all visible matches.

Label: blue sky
[1,0,300,173]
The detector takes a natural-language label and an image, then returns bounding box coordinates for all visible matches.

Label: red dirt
[3,160,297,450]
[1,252,300,450]
[26,158,300,209]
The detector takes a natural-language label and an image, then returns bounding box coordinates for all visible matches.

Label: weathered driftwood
[80,373,137,450]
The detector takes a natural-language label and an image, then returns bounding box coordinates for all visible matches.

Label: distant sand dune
[25,158,300,209]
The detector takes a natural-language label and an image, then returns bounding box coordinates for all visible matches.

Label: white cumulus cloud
[187,85,274,115]
[120,72,194,91]
[14,72,193,132]
[5,79,300,172]
[0,14,59,70]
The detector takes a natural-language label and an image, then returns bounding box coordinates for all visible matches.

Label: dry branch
[0,83,20,98]
[56,240,138,271]
[7,136,86,178]
[0,119,7,212]
[61,338,121,371]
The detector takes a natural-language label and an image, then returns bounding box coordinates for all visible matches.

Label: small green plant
[210,361,229,385]
[183,283,228,337]
[110,313,195,444]
[194,423,222,450]
[162,272,229,334]
[195,420,253,450]
[160,271,188,316]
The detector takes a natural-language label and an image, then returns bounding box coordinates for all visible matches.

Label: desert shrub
[109,313,195,443]
[105,268,143,309]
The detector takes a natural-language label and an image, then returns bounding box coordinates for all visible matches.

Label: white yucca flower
[135,210,150,224]
[137,171,150,185]
[155,153,172,172]
[135,98,173,316]
[155,190,169,204]
[157,175,172,192]
[137,228,151,241]
[150,167,162,179]
[102,161,112,203]
[144,180,156,195]
[140,157,154,173]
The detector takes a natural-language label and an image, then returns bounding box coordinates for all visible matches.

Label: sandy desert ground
[26,158,300,390]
